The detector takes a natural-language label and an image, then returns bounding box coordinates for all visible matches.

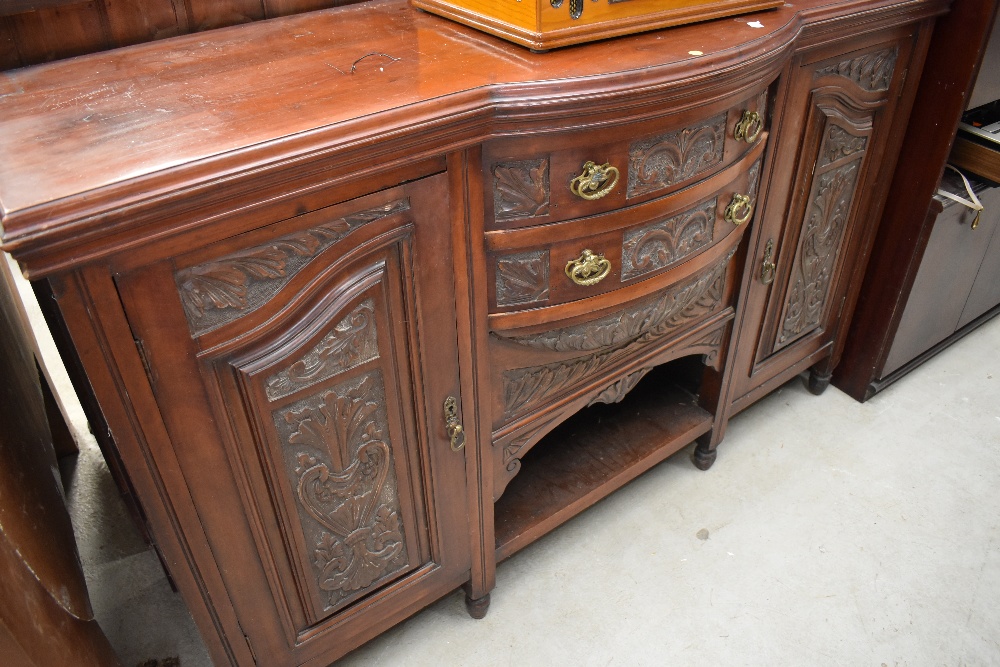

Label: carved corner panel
[265,300,380,401]
[627,113,726,198]
[621,198,716,282]
[492,159,551,221]
[495,250,551,307]
[814,46,898,93]
[175,200,410,336]
[773,112,870,353]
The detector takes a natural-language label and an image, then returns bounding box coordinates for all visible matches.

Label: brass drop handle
[734,109,763,143]
[760,238,776,285]
[725,193,754,226]
[565,249,612,286]
[444,396,465,451]
[570,161,620,200]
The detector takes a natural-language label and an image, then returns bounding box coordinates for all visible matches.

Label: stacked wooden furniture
[835,0,1000,401]
[0,0,946,664]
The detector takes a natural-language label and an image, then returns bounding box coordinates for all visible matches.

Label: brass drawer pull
[725,193,753,226]
[570,161,620,200]
[734,109,763,143]
[444,396,465,451]
[565,249,612,286]
[760,238,776,285]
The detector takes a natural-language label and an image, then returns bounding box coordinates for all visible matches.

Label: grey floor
[63,317,1000,667]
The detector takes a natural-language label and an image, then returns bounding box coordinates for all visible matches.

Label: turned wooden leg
[807,368,833,395]
[464,592,491,619]
[692,433,717,471]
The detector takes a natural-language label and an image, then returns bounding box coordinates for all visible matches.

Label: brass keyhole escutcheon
[734,109,763,143]
[444,396,465,451]
[570,161,620,200]
[725,193,754,226]
[565,249,612,286]
[760,238,776,285]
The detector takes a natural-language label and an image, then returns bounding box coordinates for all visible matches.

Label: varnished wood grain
[0,1,952,664]
[0,0,948,279]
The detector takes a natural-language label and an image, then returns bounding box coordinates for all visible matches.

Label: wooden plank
[185,0,266,30]
[100,0,186,46]
[0,18,22,69]
[264,0,353,18]
[0,0,89,18]
[7,1,109,66]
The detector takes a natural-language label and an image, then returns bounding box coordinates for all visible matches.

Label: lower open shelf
[494,364,714,561]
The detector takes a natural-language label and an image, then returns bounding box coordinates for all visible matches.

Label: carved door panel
[734,35,916,400]
[113,174,470,664]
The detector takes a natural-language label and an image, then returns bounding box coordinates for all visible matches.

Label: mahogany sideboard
[0,0,946,664]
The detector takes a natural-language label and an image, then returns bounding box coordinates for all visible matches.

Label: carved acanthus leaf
[499,253,731,418]
[494,248,733,353]
[621,199,716,281]
[177,200,409,336]
[266,300,379,401]
[628,114,726,198]
[814,47,898,92]
[588,367,653,407]
[495,250,550,307]
[493,159,550,221]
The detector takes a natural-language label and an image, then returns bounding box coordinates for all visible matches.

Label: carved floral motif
[621,199,716,281]
[177,200,409,336]
[778,161,860,347]
[814,47,898,92]
[266,300,379,401]
[493,159,550,221]
[274,372,407,612]
[628,114,726,198]
[495,250,550,307]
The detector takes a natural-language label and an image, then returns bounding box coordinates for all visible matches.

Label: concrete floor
[63,316,1000,666]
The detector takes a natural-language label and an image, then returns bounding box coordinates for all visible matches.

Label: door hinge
[898,68,908,98]
[837,296,847,320]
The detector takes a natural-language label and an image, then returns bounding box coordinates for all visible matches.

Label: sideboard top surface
[0,0,945,266]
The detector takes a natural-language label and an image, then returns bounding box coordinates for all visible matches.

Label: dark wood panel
[0,0,90,17]
[7,2,110,65]
[185,0,265,31]
[0,0,361,70]
[102,0,186,46]
[265,0,346,17]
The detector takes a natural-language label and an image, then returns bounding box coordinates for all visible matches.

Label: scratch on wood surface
[350,52,400,74]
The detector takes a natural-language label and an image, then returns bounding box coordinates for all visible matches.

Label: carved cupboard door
[732,32,920,403]
[112,174,470,665]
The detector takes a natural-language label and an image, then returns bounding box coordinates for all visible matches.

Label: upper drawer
[483,87,768,231]
[485,139,765,317]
